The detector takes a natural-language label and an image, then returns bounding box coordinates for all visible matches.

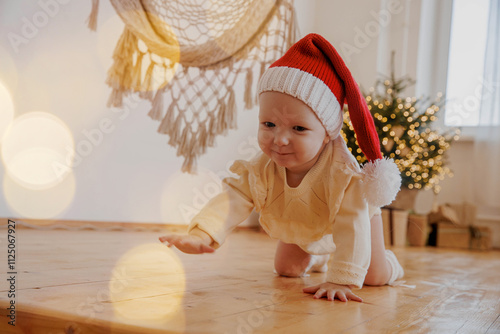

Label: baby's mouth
[273,150,292,156]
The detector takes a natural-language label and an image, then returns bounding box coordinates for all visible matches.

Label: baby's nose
[274,130,290,146]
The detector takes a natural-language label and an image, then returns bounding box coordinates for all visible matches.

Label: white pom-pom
[361,158,401,207]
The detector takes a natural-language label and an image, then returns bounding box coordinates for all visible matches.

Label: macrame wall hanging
[87,0,298,172]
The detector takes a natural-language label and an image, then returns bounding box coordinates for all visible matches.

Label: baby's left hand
[303,282,363,302]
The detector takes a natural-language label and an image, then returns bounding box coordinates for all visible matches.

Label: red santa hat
[257,33,401,207]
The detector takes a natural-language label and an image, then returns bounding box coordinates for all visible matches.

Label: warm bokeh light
[3,171,75,219]
[160,167,225,224]
[1,111,75,190]
[109,243,186,326]
[0,80,14,142]
[342,75,459,194]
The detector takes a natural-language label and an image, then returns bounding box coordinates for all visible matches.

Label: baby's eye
[293,126,307,132]
[263,122,275,128]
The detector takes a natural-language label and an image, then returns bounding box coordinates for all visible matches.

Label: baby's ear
[323,135,330,144]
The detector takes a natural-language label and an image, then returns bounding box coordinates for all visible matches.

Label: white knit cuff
[326,261,367,289]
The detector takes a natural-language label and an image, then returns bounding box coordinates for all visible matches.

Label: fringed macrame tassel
[207,133,216,148]
[158,103,175,133]
[187,131,197,155]
[168,114,183,147]
[178,128,197,173]
[86,0,99,31]
[131,52,144,91]
[227,88,237,129]
[106,28,138,107]
[148,88,165,121]
[181,154,196,173]
[197,124,208,155]
[221,101,229,134]
[244,68,254,109]
[177,127,190,157]
[107,89,124,109]
[215,100,226,134]
[207,115,216,147]
[286,4,298,49]
[140,59,156,101]
[189,135,201,167]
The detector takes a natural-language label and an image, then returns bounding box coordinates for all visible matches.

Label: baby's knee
[364,259,391,286]
[274,241,311,277]
[365,250,404,286]
[364,270,388,286]
[274,257,310,278]
[274,263,307,278]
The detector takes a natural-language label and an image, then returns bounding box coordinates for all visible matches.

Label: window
[444,0,492,127]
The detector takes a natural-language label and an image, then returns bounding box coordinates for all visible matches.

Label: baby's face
[258,92,330,175]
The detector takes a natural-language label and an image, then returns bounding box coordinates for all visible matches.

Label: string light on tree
[342,68,460,194]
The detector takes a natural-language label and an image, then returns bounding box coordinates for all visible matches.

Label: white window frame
[444,0,491,129]
[416,0,495,140]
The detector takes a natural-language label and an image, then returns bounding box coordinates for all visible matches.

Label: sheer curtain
[473,0,500,217]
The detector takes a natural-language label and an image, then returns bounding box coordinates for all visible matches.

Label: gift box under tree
[428,202,492,250]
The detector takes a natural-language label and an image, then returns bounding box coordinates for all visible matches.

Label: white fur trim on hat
[361,158,401,207]
[258,66,343,138]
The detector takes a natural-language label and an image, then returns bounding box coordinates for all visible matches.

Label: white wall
[312,0,422,92]
[312,0,381,88]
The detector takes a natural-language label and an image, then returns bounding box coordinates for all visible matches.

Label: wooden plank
[0,301,181,334]
[0,217,261,233]
[486,315,500,334]
[456,289,500,333]
[0,217,186,232]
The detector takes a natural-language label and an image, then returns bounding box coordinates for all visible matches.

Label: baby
[160,33,403,302]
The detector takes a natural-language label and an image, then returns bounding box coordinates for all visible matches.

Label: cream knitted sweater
[188,137,372,288]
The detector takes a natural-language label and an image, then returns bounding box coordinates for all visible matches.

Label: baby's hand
[303,282,363,302]
[159,234,215,254]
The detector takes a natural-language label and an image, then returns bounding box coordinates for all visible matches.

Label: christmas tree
[342,68,460,194]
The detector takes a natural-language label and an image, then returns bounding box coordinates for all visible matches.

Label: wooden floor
[0,226,499,334]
